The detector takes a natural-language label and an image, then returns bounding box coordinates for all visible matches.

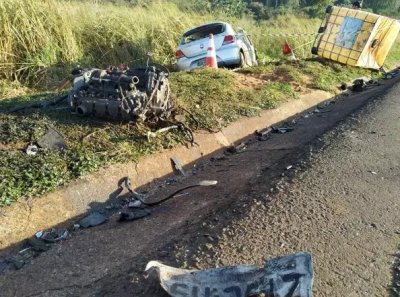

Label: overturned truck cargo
[312,6,400,69]
[69,65,172,120]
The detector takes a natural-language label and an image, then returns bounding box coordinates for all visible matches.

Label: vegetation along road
[1,77,399,297]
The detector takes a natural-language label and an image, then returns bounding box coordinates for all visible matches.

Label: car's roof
[182,22,231,36]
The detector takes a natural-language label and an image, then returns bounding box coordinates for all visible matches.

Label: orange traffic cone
[283,40,298,61]
[283,40,292,55]
[205,34,218,69]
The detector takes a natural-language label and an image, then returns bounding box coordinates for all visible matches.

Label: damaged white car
[176,22,257,71]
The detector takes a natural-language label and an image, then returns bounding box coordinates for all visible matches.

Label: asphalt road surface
[1,77,400,297]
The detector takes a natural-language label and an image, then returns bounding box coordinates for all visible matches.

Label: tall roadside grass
[0,0,80,82]
[232,16,321,62]
[0,0,321,87]
[0,0,212,85]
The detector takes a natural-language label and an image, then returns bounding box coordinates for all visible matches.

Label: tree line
[212,0,400,18]
[111,0,400,18]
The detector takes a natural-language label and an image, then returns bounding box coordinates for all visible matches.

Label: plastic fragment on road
[146,252,313,297]
[79,212,107,228]
[312,6,400,69]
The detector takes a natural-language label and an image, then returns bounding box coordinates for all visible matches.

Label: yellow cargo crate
[312,6,400,69]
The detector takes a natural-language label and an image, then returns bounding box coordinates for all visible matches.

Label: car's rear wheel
[238,51,246,68]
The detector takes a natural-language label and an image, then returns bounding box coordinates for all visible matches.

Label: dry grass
[0,0,322,87]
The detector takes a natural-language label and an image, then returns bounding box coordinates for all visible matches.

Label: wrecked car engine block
[69,65,172,120]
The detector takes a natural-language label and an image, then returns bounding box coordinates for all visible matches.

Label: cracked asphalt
[1,77,400,296]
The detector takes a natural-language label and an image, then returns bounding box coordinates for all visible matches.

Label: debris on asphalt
[27,237,50,252]
[25,145,38,156]
[6,254,29,270]
[286,165,293,170]
[37,127,67,151]
[128,200,143,208]
[272,125,294,134]
[36,229,69,243]
[137,180,218,207]
[78,212,107,228]
[120,176,147,201]
[171,156,186,176]
[352,79,365,92]
[173,192,189,198]
[255,128,272,141]
[384,67,400,79]
[368,170,378,175]
[119,209,151,222]
[165,178,177,186]
[351,79,380,93]
[225,142,247,154]
[146,252,313,297]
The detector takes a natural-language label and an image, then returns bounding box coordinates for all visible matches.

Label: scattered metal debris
[27,237,50,252]
[225,142,247,154]
[123,179,218,207]
[255,128,272,141]
[128,200,143,208]
[119,209,151,222]
[37,127,67,151]
[146,252,313,297]
[25,145,38,156]
[78,212,107,228]
[352,79,365,92]
[351,78,381,92]
[171,156,186,176]
[35,229,68,243]
[272,126,294,134]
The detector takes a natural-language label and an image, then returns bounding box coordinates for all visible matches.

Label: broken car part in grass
[69,61,172,121]
[146,252,314,297]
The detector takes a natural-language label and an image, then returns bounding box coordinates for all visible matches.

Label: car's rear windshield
[181,23,226,45]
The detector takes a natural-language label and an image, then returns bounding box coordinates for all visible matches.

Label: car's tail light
[175,49,185,59]
[222,35,235,45]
